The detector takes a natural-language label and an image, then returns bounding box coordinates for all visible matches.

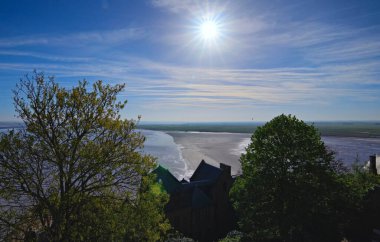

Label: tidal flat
[160,131,380,179]
[166,131,250,177]
[2,122,380,179]
[139,121,380,138]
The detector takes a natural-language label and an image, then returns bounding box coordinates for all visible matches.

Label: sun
[200,20,220,40]
[193,13,226,50]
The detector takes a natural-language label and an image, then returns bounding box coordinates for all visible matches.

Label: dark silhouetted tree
[343,161,380,241]
[231,114,350,242]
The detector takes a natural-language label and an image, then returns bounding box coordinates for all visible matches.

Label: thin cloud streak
[1,54,379,109]
[0,28,145,48]
[0,50,92,62]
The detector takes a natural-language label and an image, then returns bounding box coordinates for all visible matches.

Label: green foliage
[0,71,170,241]
[345,161,380,204]
[342,163,380,241]
[230,114,350,241]
[218,230,244,242]
[165,229,195,242]
[123,175,171,242]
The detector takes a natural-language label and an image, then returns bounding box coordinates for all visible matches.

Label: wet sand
[166,132,251,176]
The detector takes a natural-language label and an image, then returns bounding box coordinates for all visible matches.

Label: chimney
[369,155,377,175]
[220,163,231,176]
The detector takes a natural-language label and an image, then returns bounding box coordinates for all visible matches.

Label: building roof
[190,160,222,182]
[154,161,232,209]
[152,165,181,194]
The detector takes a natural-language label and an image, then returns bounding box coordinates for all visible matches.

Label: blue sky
[0,0,380,122]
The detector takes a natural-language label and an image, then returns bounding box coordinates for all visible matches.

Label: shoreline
[166,131,250,177]
[136,127,380,139]
[163,131,380,178]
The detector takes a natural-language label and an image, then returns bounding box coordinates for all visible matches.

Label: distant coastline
[0,121,24,130]
[138,121,380,138]
[2,122,379,176]
[3,121,380,138]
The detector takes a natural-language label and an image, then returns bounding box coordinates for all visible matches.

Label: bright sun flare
[200,20,220,41]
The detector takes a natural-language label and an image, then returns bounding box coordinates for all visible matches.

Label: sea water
[233,136,380,165]
[139,129,188,179]
[141,130,380,178]
[322,136,380,165]
[1,127,379,178]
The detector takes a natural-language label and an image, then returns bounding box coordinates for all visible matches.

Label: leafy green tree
[230,114,350,242]
[123,175,171,241]
[0,72,170,241]
[343,162,380,241]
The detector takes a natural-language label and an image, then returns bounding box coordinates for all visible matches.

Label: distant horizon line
[139,120,380,124]
[1,120,380,125]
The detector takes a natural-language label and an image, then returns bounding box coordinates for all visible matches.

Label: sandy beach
[166,132,251,176]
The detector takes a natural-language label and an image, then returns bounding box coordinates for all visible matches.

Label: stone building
[153,160,236,241]
[368,154,379,175]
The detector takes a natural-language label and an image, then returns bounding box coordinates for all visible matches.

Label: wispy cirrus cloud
[1,1,379,121]
[151,0,194,13]
[150,0,380,68]
[0,27,145,48]
[1,52,378,109]
[1,1,380,118]
[0,50,92,62]
[151,0,228,15]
